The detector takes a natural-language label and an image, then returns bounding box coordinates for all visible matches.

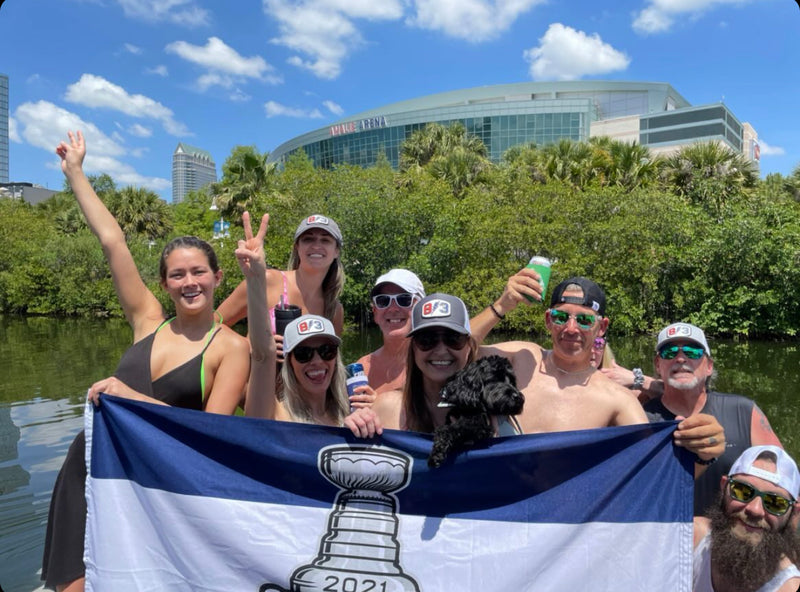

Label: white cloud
[264,101,324,118]
[64,73,190,136]
[523,23,630,81]
[13,101,171,192]
[229,88,252,103]
[408,0,546,42]
[632,0,751,34]
[116,0,210,27]
[145,65,169,77]
[166,36,282,90]
[323,100,344,116]
[758,139,785,157]
[265,0,403,79]
[9,117,21,143]
[124,43,143,55]
[128,123,153,138]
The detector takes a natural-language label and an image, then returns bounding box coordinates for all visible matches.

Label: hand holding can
[525,256,551,303]
[345,363,369,411]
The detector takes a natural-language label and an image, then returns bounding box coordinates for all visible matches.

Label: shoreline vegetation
[3,128,800,339]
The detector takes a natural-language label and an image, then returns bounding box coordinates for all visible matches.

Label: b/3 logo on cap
[422,300,450,318]
[307,215,329,225]
[298,319,325,334]
[667,325,691,337]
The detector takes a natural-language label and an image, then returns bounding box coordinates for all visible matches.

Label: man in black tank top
[643,322,784,516]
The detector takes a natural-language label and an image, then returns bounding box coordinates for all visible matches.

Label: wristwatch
[631,368,645,390]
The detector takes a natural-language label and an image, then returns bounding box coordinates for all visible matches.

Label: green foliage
[172,189,218,239]
[5,133,800,340]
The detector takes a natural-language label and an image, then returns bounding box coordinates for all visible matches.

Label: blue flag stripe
[89,396,692,524]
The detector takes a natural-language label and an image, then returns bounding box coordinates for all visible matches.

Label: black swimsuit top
[113,318,220,411]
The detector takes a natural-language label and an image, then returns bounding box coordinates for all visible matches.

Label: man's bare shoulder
[480,340,544,358]
[591,370,639,397]
[588,372,648,425]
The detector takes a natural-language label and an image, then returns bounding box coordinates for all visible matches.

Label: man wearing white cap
[357,269,427,393]
[693,445,800,592]
[645,322,783,516]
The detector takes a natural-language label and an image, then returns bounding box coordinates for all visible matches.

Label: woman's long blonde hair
[280,352,349,425]
[288,242,344,323]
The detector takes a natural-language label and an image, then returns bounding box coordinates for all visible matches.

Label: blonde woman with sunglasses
[237,213,372,427]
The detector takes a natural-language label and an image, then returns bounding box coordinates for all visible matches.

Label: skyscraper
[171,142,217,204]
[0,74,9,184]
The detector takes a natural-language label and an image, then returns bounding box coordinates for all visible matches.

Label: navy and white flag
[85,396,694,592]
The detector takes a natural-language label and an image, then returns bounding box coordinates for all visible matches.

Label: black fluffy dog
[427,355,525,468]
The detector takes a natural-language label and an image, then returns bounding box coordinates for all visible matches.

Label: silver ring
[708,436,717,446]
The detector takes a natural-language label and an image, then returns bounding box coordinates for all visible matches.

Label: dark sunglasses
[292,343,338,363]
[372,293,414,309]
[548,309,598,330]
[412,330,469,352]
[658,344,705,360]
[728,478,795,516]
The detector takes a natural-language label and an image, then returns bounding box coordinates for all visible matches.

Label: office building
[172,143,217,204]
[0,74,9,183]
[0,182,57,205]
[267,81,759,170]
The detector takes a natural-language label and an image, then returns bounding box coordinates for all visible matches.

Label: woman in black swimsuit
[41,131,251,592]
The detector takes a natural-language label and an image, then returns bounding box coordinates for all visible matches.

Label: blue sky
[1,0,798,202]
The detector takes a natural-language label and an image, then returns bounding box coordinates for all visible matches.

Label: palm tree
[502,143,547,184]
[400,122,487,169]
[540,139,602,188]
[398,122,490,196]
[607,141,661,190]
[783,164,800,202]
[428,146,492,197]
[110,186,173,240]
[211,146,278,223]
[662,141,758,218]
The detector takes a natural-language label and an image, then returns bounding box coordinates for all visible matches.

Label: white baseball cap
[370,269,425,300]
[729,445,800,500]
[656,322,711,357]
[283,314,341,355]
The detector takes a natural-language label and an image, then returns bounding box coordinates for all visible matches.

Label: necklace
[547,351,595,376]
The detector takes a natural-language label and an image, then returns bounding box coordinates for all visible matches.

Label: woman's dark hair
[402,336,478,433]
[159,236,219,281]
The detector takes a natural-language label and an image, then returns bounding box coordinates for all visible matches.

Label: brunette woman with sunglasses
[237,213,365,427]
[351,293,502,436]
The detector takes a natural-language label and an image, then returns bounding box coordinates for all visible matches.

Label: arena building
[267,81,760,170]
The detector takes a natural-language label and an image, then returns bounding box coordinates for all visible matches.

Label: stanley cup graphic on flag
[84,396,694,591]
[260,445,420,592]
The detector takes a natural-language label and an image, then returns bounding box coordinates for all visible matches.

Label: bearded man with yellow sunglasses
[693,445,800,592]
